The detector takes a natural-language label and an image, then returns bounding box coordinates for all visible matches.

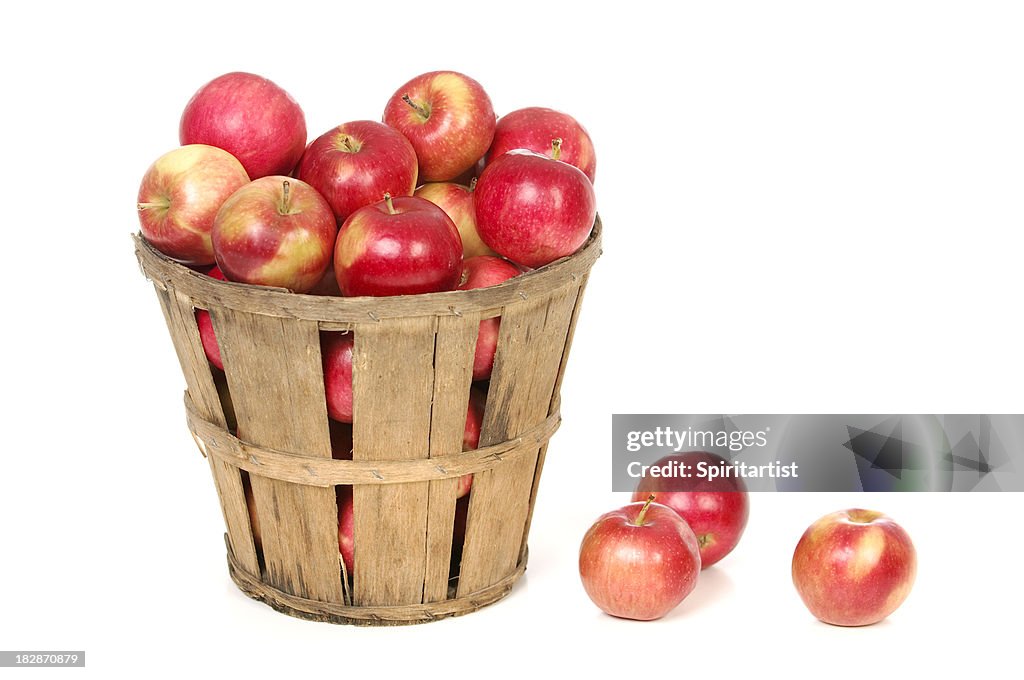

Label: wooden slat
[154,285,259,576]
[351,317,436,606]
[457,282,580,596]
[519,274,589,562]
[210,308,343,603]
[423,313,479,602]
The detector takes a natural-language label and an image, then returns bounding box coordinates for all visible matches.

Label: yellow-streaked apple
[383,71,495,182]
[415,181,496,258]
[137,144,249,266]
[212,176,336,292]
[792,509,917,626]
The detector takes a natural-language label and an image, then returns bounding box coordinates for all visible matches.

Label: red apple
[322,331,354,423]
[180,72,306,180]
[137,145,250,265]
[458,256,522,380]
[415,181,496,258]
[297,120,417,222]
[334,194,462,297]
[383,71,495,182]
[631,451,749,568]
[579,496,701,621]
[212,177,336,292]
[792,509,917,627]
[195,266,228,370]
[487,107,596,182]
[338,486,354,576]
[474,147,596,268]
[456,387,487,499]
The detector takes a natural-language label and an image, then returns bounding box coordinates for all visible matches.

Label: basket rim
[134,215,602,323]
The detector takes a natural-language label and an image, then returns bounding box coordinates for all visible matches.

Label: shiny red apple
[383,71,495,182]
[195,266,228,370]
[792,509,917,626]
[415,181,495,258]
[579,496,701,621]
[334,194,462,297]
[179,72,306,180]
[297,120,417,222]
[212,177,336,292]
[137,144,250,265]
[322,331,354,422]
[474,148,596,268]
[632,451,749,568]
[458,256,522,380]
[486,107,596,182]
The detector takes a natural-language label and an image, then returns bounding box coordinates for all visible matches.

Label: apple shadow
[664,566,736,620]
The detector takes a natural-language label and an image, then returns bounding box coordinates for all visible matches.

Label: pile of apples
[578,451,917,626]
[137,70,598,578]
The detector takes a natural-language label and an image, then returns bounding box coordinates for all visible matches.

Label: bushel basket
[133,218,601,625]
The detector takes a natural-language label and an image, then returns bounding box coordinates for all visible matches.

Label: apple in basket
[474,144,596,268]
[297,120,418,222]
[458,256,523,380]
[415,181,495,259]
[195,266,228,370]
[383,70,496,182]
[179,71,307,180]
[137,145,250,266]
[486,106,597,182]
[333,194,463,297]
[212,177,337,293]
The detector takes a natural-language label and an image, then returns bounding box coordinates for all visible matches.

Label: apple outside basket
[133,218,601,626]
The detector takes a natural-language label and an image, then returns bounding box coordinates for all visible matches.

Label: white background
[2,1,1022,677]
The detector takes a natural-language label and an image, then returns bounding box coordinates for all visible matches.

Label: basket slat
[423,313,480,602]
[457,281,581,596]
[153,285,260,576]
[351,317,436,606]
[210,308,343,603]
[519,272,590,562]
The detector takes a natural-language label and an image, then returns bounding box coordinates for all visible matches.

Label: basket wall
[134,220,601,625]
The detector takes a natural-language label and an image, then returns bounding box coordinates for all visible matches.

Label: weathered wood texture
[423,313,480,602]
[458,280,583,596]
[210,308,343,604]
[350,318,435,606]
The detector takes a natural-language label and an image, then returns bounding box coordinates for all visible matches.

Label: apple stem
[551,138,563,161]
[383,192,397,215]
[469,177,478,192]
[633,494,656,526]
[281,180,292,213]
[402,94,431,120]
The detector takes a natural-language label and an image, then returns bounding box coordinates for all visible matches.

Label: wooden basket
[133,218,601,626]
